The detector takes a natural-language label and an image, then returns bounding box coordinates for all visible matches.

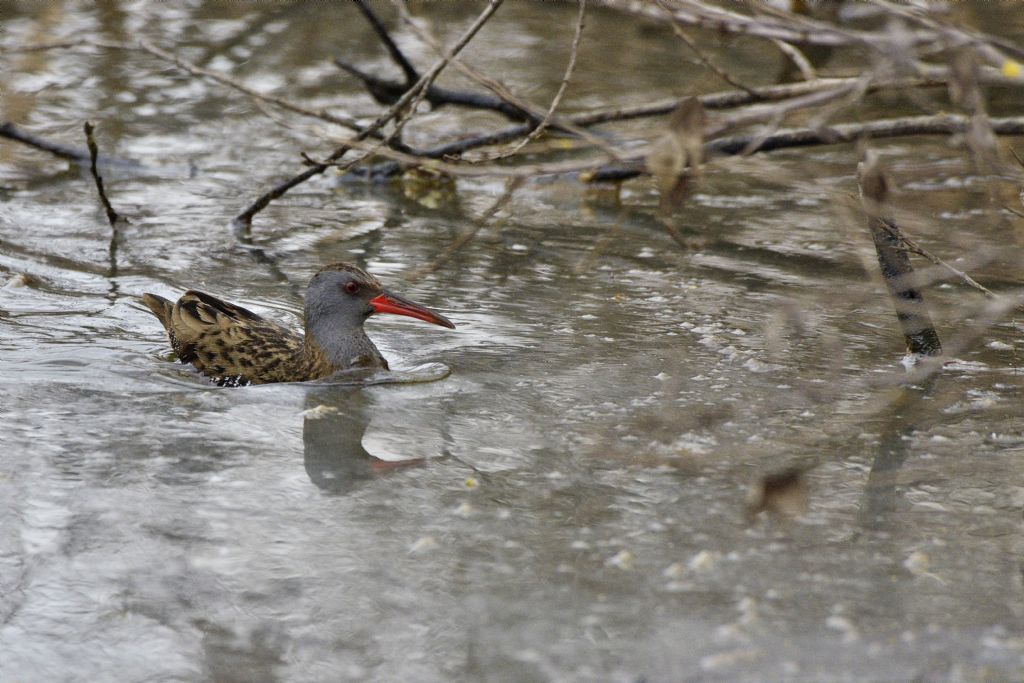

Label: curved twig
[658,0,760,96]
[491,0,588,160]
[3,38,367,134]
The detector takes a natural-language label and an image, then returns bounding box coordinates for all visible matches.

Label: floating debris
[408,536,438,554]
[662,562,686,580]
[746,466,810,521]
[700,648,759,672]
[300,404,338,419]
[825,614,860,643]
[688,549,720,573]
[3,273,34,289]
[606,550,634,570]
[904,550,946,584]
[736,596,759,625]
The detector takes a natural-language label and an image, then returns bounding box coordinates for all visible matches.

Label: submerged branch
[83,122,127,230]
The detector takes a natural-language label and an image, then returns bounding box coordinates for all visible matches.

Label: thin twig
[3,38,368,134]
[354,75,959,178]
[392,1,539,122]
[306,139,604,178]
[83,121,127,290]
[408,177,524,280]
[352,107,1024,184]
[878,218,994,297]
[705,81,859,138]
[870,0,1024,66]
[568,74,951,127]
[393,0,622,161]
[658,0,760,96]
[83,122,126,229]
[490,0,587,160]
[598,0,932,49]
[728,77,868,157]
[356,0,507,157]
[133,38,366,133]
[771,39,818,82]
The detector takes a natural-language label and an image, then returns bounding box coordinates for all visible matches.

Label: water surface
[3,3,1024,682]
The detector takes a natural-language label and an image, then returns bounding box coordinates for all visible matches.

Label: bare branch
[588,114,1024,182]
[352,0,419,84]
[133,38,366,133]
[233,0,505,228]
[597,0,931,49]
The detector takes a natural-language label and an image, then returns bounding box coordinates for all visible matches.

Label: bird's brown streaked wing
[182,289,263,321]
[167,290,305,385]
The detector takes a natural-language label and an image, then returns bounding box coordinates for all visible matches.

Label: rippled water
[3,3,1024,682]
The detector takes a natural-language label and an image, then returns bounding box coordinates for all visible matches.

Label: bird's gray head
[305,263,384,329]
[304,262,455,332]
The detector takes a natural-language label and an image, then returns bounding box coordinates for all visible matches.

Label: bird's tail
[141,293,174,331]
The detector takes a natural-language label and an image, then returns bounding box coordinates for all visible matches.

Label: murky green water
[3,3,1024,681]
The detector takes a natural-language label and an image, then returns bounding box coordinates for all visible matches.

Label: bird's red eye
[344,281,360,295]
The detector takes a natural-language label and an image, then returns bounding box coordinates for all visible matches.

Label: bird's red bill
[369,291,455,329]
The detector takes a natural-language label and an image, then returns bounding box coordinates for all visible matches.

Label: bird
[141,262,455,386]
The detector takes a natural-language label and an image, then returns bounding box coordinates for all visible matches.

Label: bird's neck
[303,315,386,373]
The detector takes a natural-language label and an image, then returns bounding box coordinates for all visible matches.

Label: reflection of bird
[302,388,424,495]
[142,263,455,386]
